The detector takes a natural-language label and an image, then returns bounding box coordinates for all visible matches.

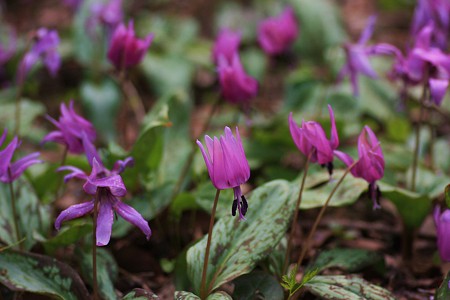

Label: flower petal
[96,198,114,246]
[55,200,94,230]
[113,200,151,240]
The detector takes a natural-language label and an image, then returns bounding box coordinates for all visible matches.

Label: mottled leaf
[174,291,232,300]
[0,250,89,299]
[232,271,284,300]
[187,180,295,294]
[123,288,159,299]
[305,275,396,300]
[43,221,92,255]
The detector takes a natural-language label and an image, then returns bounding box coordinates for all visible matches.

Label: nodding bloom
[0,25,17,66]
[87,0,123,35]
[217,54,258,105]
[334,126,384,209]
[42,100,96,154]
[338,16,399,97]
[0,129,42,183]
[289,105,339,175]
[55,155,149,246]
[434,206,450,261]
[18,28,60,83]
[107,20,154,71]
[197,127,250,221]
[212,29,241,64]
[257,7,299,55]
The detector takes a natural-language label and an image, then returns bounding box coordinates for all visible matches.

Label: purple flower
[0,129,42,183]
[217,54,258,105]
[212,29,241,64]
[334,126,384,209]
[257,7,299,55]
[18,28,60,83]
[0,25,17,66]
[289,105,339,174]
[338,16,399,96]
[434,206,450,261]
[107,20,154,71]
[63,0,83,10]
[42,101,96,154]
[197,127,250,220]
[55,156,150,246]
[88,0,123,34]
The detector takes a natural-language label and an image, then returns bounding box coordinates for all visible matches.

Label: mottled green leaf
[174,291,232,300]
[265,237,287,278]
[123,288,159,299]
[305,275,396,299]
[435,270,450,300]
[0,250,89,299]
[306,248,384,273]
[232,271,284,300]
[77,246,118,300]
[187,180,295,294]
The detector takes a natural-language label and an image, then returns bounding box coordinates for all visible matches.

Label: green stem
[92,192,100,300]
[283,152,312,275]
[199,189,221,299]
[54,146,68,201]
[7,169,22,251]
[118,74,146,124]
[411,81,428,192]
[296,162,357,268]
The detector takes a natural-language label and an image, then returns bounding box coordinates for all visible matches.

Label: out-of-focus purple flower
[257,7,299,55]
[289,105,339,174]
[87,0,123,34]
[197,127,250,220]
[18,28,60,82]
[434,206,450,261]
[42,100,96,154]
[0,25,17,66]
[334,126,384,209]
[212,29,241,64]
[338,16,399,97]
[107,21,154,71]
[217,54,258,105]
[0,129,42,183]
[63,0,83,10]
[411,0,450,50]
[55,156,150,246]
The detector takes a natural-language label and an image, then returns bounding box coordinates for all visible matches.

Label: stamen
[232,199,238,216]
[241,196,248,216]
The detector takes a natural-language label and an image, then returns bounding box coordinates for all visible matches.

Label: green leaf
[77,246,118,300]
[305,275,396,300]
[233,271,284,300]
[265,237,287,278]
[445,184,450,209]
[0,250,89,299]
[122,288,159,299]
[174,291,232,300]
[379,181,431,229]
[0,178,50,250]
[296,169,368,209]
[80,79,121,142]
[187,180,295,293]
[43,221,92,255]
[306,248,384,274]
[435,270,450,300]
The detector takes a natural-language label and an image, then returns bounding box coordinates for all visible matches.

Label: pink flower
[289,105,339,174]
[334,126,384,209]
[258,7,299,55]
[434,206,450,261]
[197,127,250,220]
[212,29,241,64]
[217,54,258,105]
[107,21,154,70]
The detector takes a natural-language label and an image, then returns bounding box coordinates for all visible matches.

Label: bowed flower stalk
[284,105,340,274]
[107,20,154,123]
[196,126,250,298]
[257,6,299,56]
[56,146,149,299]
[434,206,450,262]
[0,129,42,249]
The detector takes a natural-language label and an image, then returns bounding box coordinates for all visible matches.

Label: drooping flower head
[289,105,339,175]
[197,126,250,220]
[334,126,384,209]
[107,20,154,71]
[87,0,123,36]
[17,28,60,83]
[42,100,96,154]
[434,206,450,261]
[0,129,42,183]
[217,54,258,105]
[338,16,399,97]
[257,7,299,56]
[212,29,241,64]
[55,148,149,246]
